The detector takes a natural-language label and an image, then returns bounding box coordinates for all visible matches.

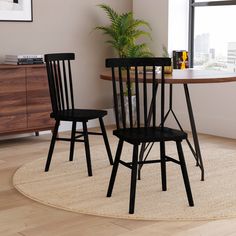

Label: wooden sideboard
[0,64,54,136]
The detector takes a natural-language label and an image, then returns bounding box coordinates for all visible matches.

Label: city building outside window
[189,0,236,71]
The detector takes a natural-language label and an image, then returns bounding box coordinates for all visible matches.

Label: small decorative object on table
[162,45,173,74]
[173,50,189,69]
[164,65,173,74]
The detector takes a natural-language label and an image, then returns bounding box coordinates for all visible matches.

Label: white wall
[134,0,236,139]
[133,0,168,56]
[168,0,189,52]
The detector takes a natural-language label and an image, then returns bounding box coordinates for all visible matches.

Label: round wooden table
[101,68,236,84]
[100,69,236,181]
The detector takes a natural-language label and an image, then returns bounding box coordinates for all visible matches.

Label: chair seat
[113,127,187,145]
[51,109,107,121]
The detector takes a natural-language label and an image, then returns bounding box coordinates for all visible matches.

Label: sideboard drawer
[0,68,26,93]
[0,92,27,117]
[0,115,27,133]
[27,112,54,129]
[0,64,54,136]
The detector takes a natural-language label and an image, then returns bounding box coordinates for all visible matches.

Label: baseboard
[166,111,236,139]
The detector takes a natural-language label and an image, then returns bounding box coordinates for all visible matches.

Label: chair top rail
[45,53,75,62]
[106,57,171,67]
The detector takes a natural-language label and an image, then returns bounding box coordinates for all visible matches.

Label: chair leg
[107,140,123,197]
[129,144,139,214]
[99,117,113,165]
[82,121,93,176]
[69,121,77,162]
[176,141,194,207]
[45,120,60,172]
[160,141,167,191]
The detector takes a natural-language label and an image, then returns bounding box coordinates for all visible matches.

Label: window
[189,0,236,71]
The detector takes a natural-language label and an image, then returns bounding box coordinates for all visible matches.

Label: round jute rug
[13,140,236,221]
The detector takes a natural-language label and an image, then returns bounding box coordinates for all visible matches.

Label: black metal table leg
[138,83,205,181]
[184,84,204,181]
[166,85,202,170]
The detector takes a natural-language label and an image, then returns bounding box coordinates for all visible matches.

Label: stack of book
[5,55,44,65]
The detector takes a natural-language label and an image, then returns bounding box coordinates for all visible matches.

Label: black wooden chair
[44,53,113,176]
[106,57,194,214]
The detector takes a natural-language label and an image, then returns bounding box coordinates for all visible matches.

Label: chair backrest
[106,57,171,130]
[44,53,75,114]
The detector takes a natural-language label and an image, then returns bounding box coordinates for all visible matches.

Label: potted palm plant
[95,4,153,58]
[96,4,153,126]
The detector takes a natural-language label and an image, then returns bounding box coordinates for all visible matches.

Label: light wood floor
[1,127,236,236]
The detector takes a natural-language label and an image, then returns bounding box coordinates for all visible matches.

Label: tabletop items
[5,54,44,65]
[173,50,189,70]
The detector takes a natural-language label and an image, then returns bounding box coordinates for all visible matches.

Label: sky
[195,5,236,56]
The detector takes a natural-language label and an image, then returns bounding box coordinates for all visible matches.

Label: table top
[100,68,236,84]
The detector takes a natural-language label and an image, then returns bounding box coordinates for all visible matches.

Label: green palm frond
[95,26,115,37]
[130,19,152,31]
[162,45,169,57]
[127,44,153,58]
[95,4,153,58]
[131,31,152,41]
[97,4,118,23]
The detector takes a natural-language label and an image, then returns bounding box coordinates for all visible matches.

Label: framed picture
[0,0,33,22]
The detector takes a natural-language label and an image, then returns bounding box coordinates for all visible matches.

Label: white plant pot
[116,94,136,128]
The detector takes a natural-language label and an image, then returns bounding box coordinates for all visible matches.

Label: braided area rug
[13,138,236,220]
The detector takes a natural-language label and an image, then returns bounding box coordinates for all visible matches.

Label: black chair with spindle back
[106,57,194,214]
[44,53,113,176]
